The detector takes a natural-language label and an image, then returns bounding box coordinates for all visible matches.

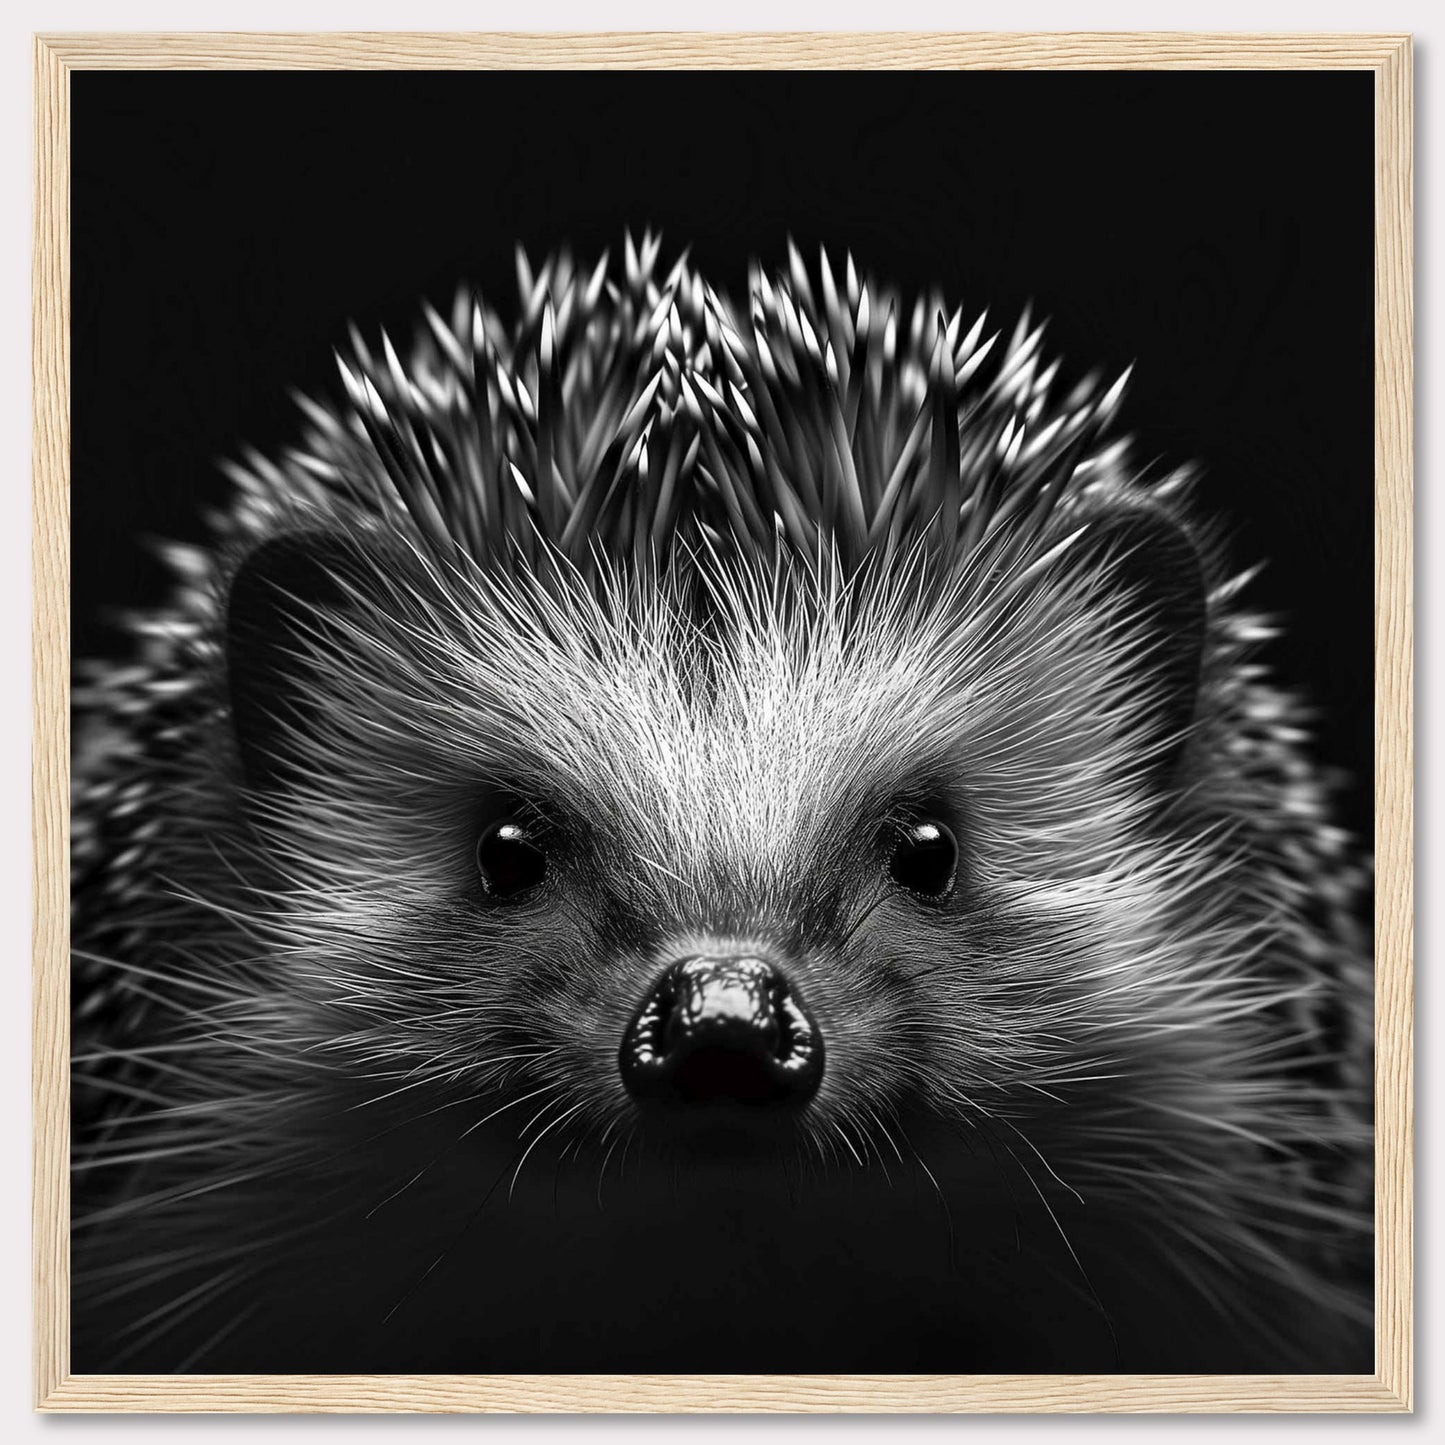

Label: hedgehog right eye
[475,819,548,900]
[888,820,959,901]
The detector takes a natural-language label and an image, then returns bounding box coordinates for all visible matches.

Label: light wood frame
[32,30,1413,1414]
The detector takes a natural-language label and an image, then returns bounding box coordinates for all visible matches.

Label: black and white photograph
[67,64,1377,1378]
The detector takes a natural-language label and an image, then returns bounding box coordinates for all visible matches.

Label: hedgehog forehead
[426,543,1170,890]
[468,578,955,866]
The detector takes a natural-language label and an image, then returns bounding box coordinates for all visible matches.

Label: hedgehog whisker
[509,1098,590,1201]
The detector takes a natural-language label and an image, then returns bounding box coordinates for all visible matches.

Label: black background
[71,70,1375,839]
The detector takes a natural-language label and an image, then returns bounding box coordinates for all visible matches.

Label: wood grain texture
[31,30,71,1416]
[31,30,1414,1414]
[1371,32,1415,1418]
[32,30,1414,70]
[36,1373,1407,1414]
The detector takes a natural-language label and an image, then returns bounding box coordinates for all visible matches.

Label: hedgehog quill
[72,236,1373,1373]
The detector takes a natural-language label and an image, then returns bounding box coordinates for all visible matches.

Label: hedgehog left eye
[888,820,958,901]
[476,819,548,900]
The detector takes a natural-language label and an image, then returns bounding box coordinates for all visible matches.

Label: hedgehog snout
[618,955,824,1109]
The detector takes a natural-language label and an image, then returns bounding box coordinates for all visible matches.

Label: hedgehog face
[224,510,1223,1178]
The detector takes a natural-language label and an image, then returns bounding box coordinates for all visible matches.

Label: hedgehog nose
[619,956,823,1108]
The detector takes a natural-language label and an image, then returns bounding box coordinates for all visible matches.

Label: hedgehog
[70,235,1373,1375]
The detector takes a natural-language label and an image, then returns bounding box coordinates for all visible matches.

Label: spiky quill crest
[71,234,1373,1372]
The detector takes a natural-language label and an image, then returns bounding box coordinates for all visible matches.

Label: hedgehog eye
[888,820,958,901]
[475,819,547,900]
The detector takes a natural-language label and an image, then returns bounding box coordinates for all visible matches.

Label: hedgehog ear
[225,530,378,790]
[1064,501,1208,788]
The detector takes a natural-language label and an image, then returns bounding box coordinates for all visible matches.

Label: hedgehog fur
[71,235,1373,1373]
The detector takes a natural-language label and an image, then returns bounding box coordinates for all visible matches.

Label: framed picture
[34,31,1413,1413]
